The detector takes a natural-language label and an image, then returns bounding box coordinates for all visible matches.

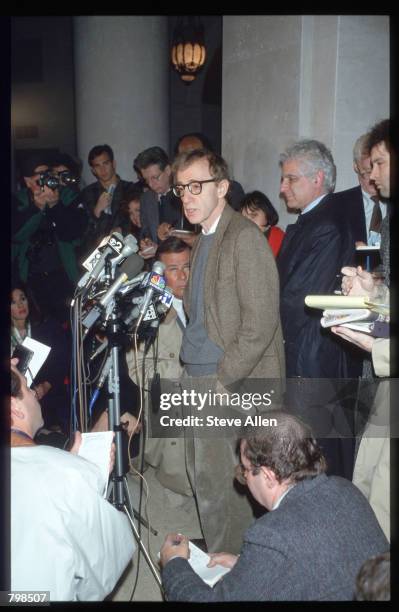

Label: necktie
[369,196,382,233]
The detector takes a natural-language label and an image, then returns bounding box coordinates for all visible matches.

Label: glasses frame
[172,178,216,198]
[234,462,261,485]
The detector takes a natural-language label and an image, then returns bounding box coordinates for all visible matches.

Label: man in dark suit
[277,140,357,479]
[79,144,134,258]
[277,139,355,379]
[160,412,388,601]
[334,133,387,270]
[133,146,194,257]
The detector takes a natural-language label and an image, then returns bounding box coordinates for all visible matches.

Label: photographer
[12,153,88,323]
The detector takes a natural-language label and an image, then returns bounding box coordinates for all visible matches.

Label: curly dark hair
[240,411,327,484]
[366,119,390,155]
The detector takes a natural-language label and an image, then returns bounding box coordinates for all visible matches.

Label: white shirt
[11,445,135,601]
[301,195,326,215]
[173,297,187,327]
[201,214,222,235]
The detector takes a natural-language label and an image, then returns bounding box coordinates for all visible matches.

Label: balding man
[160,412,388,602]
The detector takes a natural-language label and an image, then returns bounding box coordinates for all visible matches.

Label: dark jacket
[162,473,388,601]
[80,177,134,256]
[277,193,356,378]
[140,189,194,243]
[333,185,367,244]
[12,187,88,283]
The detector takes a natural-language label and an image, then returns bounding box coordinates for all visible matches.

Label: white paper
[187,541,231,587]
[21,337,51,387]
[158,540,231,587]
[78,431,114,498]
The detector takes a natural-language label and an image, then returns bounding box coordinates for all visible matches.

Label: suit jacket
[184,204,285,386]
[80,177,133,256]
[277,194,356,378]
[162,473,388,601]
[140,189,193,243]
[334,185,367,244]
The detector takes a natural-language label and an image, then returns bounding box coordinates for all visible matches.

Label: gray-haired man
[277,139,356,478]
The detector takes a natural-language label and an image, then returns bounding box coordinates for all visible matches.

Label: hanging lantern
[171,17,207,84]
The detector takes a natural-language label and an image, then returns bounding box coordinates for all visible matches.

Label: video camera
[37,170,79,191]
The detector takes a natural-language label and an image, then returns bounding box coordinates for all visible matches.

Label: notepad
[158,540,231,587]
[21,337,51,387]
[78,431,114,498]
[187,541,231,587]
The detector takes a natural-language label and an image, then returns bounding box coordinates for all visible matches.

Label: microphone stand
[103,304,163,593]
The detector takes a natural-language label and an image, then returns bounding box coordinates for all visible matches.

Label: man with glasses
[334,133,387,249]
[133,146,194,257]
[160,412,388,601]
[172,148,285,555]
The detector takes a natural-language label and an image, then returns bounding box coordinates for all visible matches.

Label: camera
[37,171,60,191]
[57,170,79,186]
[37,170,79,191]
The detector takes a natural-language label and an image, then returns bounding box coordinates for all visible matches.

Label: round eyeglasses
[172,179,216,198]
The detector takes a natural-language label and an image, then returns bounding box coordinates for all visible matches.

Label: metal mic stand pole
[105,310,163,592]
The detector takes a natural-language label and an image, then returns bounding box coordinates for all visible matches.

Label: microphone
[110,234,138,267]
[82,272,128,331]
[134,261,166,330]
[118,252,144,279]
[118,271,148,296]
[78,232,124,290]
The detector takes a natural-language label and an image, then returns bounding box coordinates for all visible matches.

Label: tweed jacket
[183,204,285,386]
[162,473,389,601]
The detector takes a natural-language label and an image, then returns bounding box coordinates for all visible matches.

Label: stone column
[74,16,169,184]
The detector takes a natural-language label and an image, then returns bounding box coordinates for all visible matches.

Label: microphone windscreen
[120,253,145,279]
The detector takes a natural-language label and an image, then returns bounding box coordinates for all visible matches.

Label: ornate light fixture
[171,16,207,84]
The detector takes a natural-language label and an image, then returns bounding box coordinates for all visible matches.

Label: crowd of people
[9,121,393,601]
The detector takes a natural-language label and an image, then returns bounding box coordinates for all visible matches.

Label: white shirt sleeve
[11,446,136,601]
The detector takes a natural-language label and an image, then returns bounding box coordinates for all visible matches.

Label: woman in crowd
[240,190,285,257]
[11,279,71,440]
[120,186,143,242]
